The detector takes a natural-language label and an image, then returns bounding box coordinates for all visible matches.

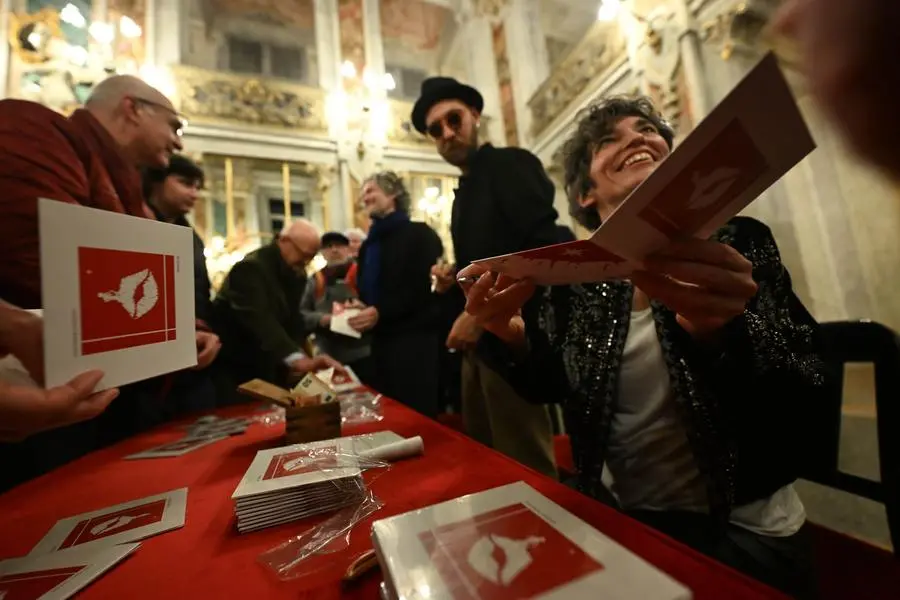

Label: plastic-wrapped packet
[339,391,384,425]
[257,481,386,580]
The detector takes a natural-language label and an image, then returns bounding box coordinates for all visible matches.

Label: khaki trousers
[461,351,558,479]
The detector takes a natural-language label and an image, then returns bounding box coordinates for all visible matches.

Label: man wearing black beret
[414,77,559,478]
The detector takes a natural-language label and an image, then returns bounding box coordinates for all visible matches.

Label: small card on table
[0,543,139,600]
[39,200,196,390]
[28,488,187,556]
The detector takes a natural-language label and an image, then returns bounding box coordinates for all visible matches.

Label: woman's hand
[631,239,757,340]
[457,264,536,345]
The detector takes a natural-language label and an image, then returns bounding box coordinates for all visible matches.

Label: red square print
[638,119,768,238]
[0,566,84,600]
[58,500,167,550]
[78,247,178,356]
[262,446,338,480]
[419,503,604,599]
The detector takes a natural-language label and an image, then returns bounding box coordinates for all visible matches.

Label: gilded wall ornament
[473,0,508,19]
[527,23,627,140]
[701,0,778,60]
[171,65,327,131]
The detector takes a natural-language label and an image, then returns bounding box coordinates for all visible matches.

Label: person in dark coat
[143,154,220,416]
[354,172,444,417]
[143,154,214,326]
[212,219,340,401]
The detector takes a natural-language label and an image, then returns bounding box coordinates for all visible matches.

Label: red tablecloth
[0,399,788,599]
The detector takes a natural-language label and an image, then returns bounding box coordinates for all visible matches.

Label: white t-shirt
[604,307,805,537]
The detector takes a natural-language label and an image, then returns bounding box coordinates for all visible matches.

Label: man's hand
[289,354,347,376]
[0,370,120,442]
[630,239,757,340]
[319,313,332,328]
[0,307,44,384]
[431,263,457,294]
[446,311,484,351]
[194,331,221,370]
[347,307,379,332]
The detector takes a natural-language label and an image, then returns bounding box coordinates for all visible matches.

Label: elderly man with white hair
[212,219,342,402]
[344,227,367,258]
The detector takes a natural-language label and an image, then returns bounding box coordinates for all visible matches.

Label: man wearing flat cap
[414,76,559,478]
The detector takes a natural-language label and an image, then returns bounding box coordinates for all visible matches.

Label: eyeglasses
[130,96,187,136]
[426,110,463,140]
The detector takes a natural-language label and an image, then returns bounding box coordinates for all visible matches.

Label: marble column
[672,0,710,120]
[150,0,182,67]
[457,7,505,147]
[502,0,549,146]
[314,0,341,92]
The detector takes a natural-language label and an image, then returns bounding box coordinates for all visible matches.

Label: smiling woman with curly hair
[458,96,830,598]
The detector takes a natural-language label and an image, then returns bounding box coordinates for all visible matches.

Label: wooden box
[237,378,341,444]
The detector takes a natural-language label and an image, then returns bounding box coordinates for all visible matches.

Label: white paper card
[39,199,196,390]
[330,308,362,339]
[372,481,691,600]
[29,488,188,556]
[0,543,139,600]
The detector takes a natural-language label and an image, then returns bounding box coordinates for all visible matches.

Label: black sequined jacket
[501,217,828,523]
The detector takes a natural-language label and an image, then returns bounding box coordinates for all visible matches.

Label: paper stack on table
[315,365,363,393]
[371,481,691,600]
[231,432,416,534]
[124,415,250,460]
[472,53,815,285]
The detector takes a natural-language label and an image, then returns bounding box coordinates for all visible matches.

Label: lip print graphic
[262,446,339,480]
[466,534,545,586]
[78,247,177,355]
[58,499,167,550]
[638,118,768,238]
[97,269,159,319]
[686,166,741,210]
[89,513,152,536]
[419,503,603,599]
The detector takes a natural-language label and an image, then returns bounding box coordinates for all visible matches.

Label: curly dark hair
[363,171,412,214]
[561,96,675,231]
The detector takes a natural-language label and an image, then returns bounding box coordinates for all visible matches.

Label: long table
[0,398,789,599]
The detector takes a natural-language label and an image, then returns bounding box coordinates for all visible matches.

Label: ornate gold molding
[8,9,64,64]
[473,0,508,18]
[387,98,432,146]
[527,22,627,140]
[701,0,778,60]
[170,64,327,132]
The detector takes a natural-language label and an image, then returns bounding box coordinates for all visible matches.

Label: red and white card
[473,53,815,285]
[232,438,361,501]
[39,199,196,390]
[28,488,187,556]
[124,435,227,460]
[372,481,691,599]
[0,543,139,600]
[316,365,363,393]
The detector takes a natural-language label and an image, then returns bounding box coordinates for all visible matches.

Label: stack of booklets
[371,481,692,599]
[231,432,402,533]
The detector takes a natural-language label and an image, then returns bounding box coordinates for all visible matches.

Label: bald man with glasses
[0,75,185,309]
[212,219,343,403]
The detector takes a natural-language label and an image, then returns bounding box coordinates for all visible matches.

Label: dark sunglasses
[426,110,463,140]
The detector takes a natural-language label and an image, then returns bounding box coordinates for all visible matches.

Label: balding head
[277,219,321,270]
[84,75,183,170]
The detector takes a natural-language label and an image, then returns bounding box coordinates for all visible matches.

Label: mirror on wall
[10,0,146,112]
